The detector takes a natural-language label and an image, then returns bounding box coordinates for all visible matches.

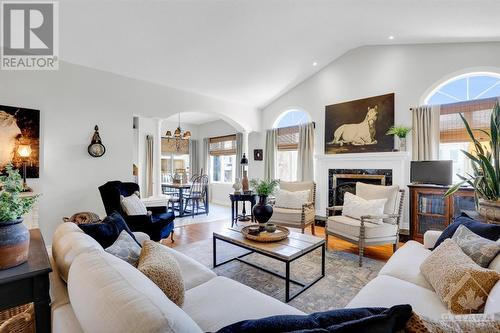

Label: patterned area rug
[176,239,385,313]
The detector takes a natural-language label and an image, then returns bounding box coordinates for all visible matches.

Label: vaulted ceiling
[61,0,500,108]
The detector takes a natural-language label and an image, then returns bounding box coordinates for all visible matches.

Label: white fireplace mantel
[314,151,411,231]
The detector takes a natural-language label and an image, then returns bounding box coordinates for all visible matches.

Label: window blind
[209,134,237,156]
[277,125,299,151]
[439,97,496,143]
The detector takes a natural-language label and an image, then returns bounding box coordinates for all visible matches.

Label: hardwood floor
[163,220,402,262]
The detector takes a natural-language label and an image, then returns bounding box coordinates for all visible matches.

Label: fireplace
[328,169,393,207]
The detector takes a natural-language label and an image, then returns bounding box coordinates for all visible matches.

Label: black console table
[0,229,52,333]
[229,193,257,227]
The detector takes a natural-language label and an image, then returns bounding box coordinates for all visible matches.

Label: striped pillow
[120,192,147,216]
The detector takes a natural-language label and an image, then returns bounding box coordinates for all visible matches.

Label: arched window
[424,73,499,182]
[273,109,310,128]
[273,109,311,181]
[425,73,500,105]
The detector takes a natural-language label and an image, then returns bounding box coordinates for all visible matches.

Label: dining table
[162,182,209,217]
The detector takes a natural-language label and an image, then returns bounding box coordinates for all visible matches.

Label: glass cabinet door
[416,192,448,235]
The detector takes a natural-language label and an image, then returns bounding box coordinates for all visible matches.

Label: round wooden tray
[241,225,290,242]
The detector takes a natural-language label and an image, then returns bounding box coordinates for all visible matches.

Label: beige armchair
[269,181,316,234]
[325,182,405,267]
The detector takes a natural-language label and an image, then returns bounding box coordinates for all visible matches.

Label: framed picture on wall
[0,105,40,177]
[254,149,263,161]
[324,93,394,154]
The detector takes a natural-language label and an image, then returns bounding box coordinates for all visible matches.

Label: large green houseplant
[445,101,500,223]
[0,164,39,269]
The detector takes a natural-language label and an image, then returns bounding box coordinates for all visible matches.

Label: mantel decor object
[0,164,39,269]
[386,125,411,151]
[88,125,106,157]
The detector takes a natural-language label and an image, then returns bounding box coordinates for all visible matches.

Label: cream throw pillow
[120,191,147,216]
[137,240,185,306]
[274,189,310,209]
[342,192,387,224]
[420,239,500,314]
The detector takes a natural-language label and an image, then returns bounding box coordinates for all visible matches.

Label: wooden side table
[0,229,52,333]
[229,193,257,227]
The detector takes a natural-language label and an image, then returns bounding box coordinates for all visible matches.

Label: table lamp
[240,153,249,192]
[17,144,32,192]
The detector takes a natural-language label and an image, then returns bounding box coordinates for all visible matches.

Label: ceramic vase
[242,170,249,192]
[0,218,29,270]
[252,195,273,231]
[232,178,242,194]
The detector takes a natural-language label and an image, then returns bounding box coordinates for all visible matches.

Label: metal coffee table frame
[213,233,325,302]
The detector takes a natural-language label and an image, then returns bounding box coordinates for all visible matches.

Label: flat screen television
[410,160,453,186]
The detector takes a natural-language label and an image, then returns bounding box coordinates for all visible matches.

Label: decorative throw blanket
[217,304,413,333]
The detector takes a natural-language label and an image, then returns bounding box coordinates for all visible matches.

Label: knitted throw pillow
[420,239,499,314]
[137,240,185,306]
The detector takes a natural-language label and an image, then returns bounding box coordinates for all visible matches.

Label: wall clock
[88,125,106,157]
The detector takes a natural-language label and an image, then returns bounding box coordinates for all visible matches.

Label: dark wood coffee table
[213,228,325,302]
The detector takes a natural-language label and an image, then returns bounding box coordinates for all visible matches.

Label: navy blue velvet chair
[98,181,175,242]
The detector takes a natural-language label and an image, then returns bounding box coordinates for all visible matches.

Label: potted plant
[445,102,500,224]
[0,164,39,269]
[386,126,412,151]
[250,179,279,231]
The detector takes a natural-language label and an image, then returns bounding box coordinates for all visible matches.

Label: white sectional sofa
[347,230,500,318]
[49,223,303,333]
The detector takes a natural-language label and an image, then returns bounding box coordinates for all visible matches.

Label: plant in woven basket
[0,164,38,222]
[445,102,500,222]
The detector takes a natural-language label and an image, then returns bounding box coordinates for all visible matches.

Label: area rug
[175,239,385,313]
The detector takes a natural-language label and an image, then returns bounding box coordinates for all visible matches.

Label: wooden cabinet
[408,184,475,242]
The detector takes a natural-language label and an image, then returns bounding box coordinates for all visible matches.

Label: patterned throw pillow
[420,239,500,314]
[452,225,500,268]
[105,230,141,266]
[137,240,185,306]
[405,311,500,333]
[120,192,148,216]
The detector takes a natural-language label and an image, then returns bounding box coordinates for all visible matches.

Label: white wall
[259,42,500,226]
[0,61,260,244]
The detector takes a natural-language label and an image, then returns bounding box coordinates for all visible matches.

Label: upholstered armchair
[269,181,316,234]
[99,181,175,242]
[325,182,405,267]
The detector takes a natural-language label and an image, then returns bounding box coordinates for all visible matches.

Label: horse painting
[0,105,40,177]
[324,93,394,154]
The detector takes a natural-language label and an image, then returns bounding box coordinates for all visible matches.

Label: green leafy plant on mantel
[0,164,39,222]
[249,179,280,196]
[386,126,412,138]
[445,101,500,202]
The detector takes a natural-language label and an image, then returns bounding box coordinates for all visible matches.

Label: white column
[153,118,163,197]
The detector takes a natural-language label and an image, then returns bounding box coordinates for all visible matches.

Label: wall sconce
[88,125,106,157]
[17,144,32,192]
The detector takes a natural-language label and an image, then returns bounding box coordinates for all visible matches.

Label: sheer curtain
[202,137,210,175]
[235,132,243,180]
[411,105,440,160]
[297,122,315,181]
[145,135,154,197]
[264,128,278,180]
[189,140,199,176]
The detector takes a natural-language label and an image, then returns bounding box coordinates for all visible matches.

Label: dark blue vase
[252,195,273,231]
[0,218,29,270]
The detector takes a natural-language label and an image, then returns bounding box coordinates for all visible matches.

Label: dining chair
[183,175,209,218]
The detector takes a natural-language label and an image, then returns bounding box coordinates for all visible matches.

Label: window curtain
[264,128,278,180]
[202,137,209,175]
[235,132,243,180]
[189,140,199,176]
[297,122,315,181]
[145,135,154,197]
[411,105,440,161]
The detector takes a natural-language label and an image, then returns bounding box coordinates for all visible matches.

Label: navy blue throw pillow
[433,213,500,250]
[217,304,412,333]
[80,211,139,248]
